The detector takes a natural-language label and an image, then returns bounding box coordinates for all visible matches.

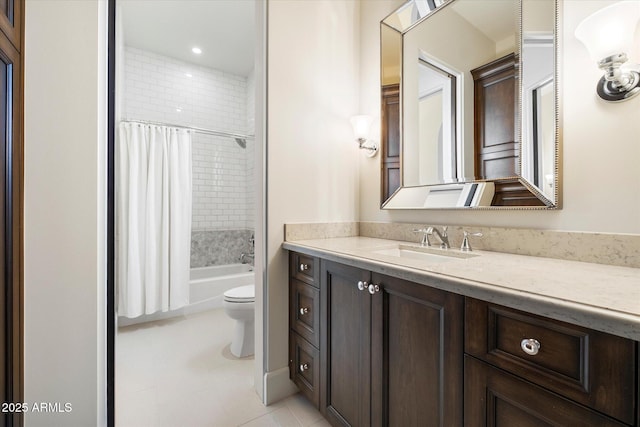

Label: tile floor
[117,308,329,427]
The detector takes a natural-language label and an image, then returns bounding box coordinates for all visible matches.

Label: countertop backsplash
[284,221,640,269]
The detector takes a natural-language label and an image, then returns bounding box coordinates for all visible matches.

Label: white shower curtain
[117,122,192,318]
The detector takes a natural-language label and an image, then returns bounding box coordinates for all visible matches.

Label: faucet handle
[461,230,483,252]
[412,227,431,247]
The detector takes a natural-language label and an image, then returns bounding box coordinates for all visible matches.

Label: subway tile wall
[122,46,254,266]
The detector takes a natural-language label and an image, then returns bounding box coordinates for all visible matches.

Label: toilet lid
[224,285,255,302]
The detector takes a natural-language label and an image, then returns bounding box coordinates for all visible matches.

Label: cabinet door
[370,274,464,427]
[320,261,371,427]
[464,356,628,427]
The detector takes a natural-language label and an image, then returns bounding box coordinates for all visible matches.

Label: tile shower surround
[123,47,256,266]
[191,229,254,268]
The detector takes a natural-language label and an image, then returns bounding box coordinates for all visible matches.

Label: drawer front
[290,252,319,287]
[289,332,320,408]
[290,279,320,347]
[465,298,636,424]
[464,356,628,427]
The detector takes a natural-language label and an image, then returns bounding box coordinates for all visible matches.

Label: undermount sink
[370,244,478,263]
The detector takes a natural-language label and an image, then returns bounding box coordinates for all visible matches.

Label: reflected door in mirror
[382,84,400,202]
[472,53,518,180]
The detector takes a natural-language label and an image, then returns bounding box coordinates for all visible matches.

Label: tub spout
[240,253,254,264]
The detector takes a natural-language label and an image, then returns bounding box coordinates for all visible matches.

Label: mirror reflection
[521,0,556,201]
[408,58,457,185]
[380,0,558,209]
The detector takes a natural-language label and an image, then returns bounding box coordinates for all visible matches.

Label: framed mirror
[380,0,559,209]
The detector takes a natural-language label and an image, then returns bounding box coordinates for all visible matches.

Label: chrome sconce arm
[356,137,378,156]
[351,115,378,157]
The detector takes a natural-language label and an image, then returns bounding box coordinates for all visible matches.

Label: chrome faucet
[249,233,255,254]
[428,226,450,249]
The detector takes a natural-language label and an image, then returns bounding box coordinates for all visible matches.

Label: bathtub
[118,263,255,327]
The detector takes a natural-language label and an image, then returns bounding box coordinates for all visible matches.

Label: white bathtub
[118,264,255,327]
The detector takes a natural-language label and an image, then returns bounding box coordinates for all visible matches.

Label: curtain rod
[121,119,254,140]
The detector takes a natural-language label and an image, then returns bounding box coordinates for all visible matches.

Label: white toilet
[223,284,255,358]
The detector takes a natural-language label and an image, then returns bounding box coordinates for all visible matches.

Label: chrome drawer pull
[521,338,541,356]
[299,363,309,372]
[357,281,368,291]
[299,307,309,315]
[368,284,381,295]
[299,263,309,272]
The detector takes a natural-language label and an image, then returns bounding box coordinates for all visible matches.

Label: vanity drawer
[465,298,636,424]
[289,332,320,408]
[464,356,628,427]
[290,279,320,347]
[290,252,319,287]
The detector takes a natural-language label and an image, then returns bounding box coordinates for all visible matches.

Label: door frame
[106,0,116,425]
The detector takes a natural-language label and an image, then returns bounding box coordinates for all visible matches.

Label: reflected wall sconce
[575,1,640,102]
[350,115,378,157]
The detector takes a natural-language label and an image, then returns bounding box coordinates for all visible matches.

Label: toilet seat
[224,285,255,303]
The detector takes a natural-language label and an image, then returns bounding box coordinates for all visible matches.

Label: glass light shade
[350,115,373,140]
[575,1,640,62]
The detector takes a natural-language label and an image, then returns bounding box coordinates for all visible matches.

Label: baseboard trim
[263,366,298,405]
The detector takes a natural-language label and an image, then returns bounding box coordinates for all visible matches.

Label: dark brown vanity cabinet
[289,252,322,407]
[289,252,638,426]
[464,298,637,426]
[320,260,464,427]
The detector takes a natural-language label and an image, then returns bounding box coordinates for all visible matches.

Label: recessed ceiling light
[191,47,202,55]
[176,107,182,113]
[185,73,193,78]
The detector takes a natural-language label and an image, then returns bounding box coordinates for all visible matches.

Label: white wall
[266,0,360,400]
[359,0,640,235]
[24,0,107,426]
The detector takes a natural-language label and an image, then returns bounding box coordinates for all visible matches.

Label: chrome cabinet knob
[299,307,309,315]
[521,338,541,356]
[368,284,381,295]
[299,263,309,272]
[299,363,309,372]
[357,281,368,291]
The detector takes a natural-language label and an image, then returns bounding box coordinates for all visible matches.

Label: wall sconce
[575,1,640,102]
[350,115,378,157]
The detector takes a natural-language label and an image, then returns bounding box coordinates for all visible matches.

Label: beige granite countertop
[282,237,640,341]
